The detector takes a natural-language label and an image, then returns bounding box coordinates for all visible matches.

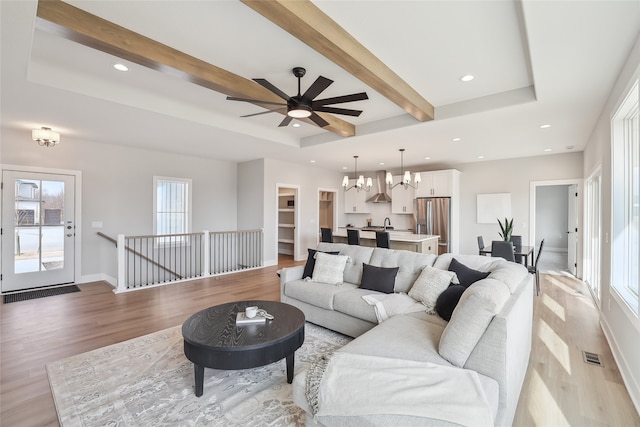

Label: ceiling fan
[227,67,368,128]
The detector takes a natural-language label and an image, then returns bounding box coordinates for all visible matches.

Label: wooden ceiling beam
[241,0,435,122]
[34,0,356,137]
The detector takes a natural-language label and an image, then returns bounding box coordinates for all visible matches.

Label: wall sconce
[32,127,60,147]
[386,148,420,190]
[342,155,372,192]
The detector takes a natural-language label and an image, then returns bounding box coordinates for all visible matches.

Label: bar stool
[375,231,391,248]
[320,228,333,243]
[347,229,360,245]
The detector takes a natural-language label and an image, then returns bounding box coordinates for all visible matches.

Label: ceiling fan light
[287,105,312,118]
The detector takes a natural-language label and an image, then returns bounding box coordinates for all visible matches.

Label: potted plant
[497,217,514,242]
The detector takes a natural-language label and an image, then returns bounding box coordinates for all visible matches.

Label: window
[611,79,639,315]
[153,177,192,240]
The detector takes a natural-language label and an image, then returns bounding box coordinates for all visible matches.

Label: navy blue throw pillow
[435,284,467,321]
[359,263,399,294]
[448,258,490,288]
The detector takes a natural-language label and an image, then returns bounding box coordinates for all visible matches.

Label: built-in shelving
[278,190,296,256]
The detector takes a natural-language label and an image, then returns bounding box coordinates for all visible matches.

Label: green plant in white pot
[497,217,514,241]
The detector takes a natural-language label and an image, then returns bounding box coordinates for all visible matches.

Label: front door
[1,170,76,292]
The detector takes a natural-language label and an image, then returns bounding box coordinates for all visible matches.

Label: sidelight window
[611,79,639,316]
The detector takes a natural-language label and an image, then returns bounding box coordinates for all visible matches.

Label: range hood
[366,171,392,203]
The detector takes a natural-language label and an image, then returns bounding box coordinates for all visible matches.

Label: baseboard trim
[600,315,640,416]
[78,273,116,288]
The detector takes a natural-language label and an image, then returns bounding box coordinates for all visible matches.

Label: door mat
[3,285,80,304]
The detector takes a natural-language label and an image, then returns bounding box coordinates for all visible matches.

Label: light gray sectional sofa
[279,242,534,427]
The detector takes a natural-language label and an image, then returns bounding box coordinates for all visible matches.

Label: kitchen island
[333,229,439,255]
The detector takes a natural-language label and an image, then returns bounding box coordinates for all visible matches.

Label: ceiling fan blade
[312,92,369,107]
[278,116,293,127]
[302,76,333,101]
[253,78,291,101]
[314,106,363,117]
[227,96,287,106]
[241,108,287,118]
[309,112,330,128]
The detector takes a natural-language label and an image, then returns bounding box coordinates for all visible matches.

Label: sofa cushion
[433,253,496,271]
[486,260,528,293]
[369,248,437,293]
[284,279,358,310]
[312,252,350,285]
[448,258,490,288]
[435,284,467,321]
[360,263,398,294]
[333,288,381,324]
[439,279,510,367]
[317,243,375,285]
[408,267,457,314]
[303,249,341,279]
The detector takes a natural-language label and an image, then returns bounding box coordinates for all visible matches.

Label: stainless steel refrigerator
[414,197,451,254]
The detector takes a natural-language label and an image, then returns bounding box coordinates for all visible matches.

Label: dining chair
[510,235,523,264]
[375,231,391,249]
[477,236,485,255]
[528,239,545,296]
[320,228,333,243]
[347,229,360,245]
[491,240,515,262]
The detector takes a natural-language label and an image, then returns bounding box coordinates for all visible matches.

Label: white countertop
[333,229,439,243]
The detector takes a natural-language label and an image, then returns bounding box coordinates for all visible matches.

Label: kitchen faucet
[383,217,391,230]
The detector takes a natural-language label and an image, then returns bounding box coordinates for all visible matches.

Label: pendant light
[386,149,420,189]
[342,156,372,192]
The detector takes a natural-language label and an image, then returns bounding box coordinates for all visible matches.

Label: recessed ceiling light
[292,123,301,128]
[460,75,474,82]
[544,148,552,152]
[452,138,461,142]
[310,160,316,163]
[540,124,551,129]
[566,145,575,150]
[113,63,128,72]
[379,162,385,165]
[477,155,484,159]
[424,157,431,160]
[342,166,348,170]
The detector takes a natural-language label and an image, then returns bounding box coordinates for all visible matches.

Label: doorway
[1,169,77,292]
[276,185,298,260]
[318,188,337,242]
[584,167,602,304]
[529,179,582,277]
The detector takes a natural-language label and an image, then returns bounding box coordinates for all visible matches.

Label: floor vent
[582,350,604,367]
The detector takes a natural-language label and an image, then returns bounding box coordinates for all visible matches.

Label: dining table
[480,244,534,267]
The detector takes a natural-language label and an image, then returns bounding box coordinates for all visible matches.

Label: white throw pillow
[311,252,350,285]
[408,267,458,314]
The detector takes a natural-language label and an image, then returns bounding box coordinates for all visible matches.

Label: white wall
[1,128,238,281]
[535,185,569,251]
[259,158,345,265]
[582,34,640,412]
[237,159,264,230]
[453,152,583,255]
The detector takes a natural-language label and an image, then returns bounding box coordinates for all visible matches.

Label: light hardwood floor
[1,256,638,426]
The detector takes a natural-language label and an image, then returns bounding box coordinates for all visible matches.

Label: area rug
[47,322,351,427]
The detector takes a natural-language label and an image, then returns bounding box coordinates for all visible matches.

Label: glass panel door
[1,170,75,292]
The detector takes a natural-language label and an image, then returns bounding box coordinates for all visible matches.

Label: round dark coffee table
[182,300,305,397]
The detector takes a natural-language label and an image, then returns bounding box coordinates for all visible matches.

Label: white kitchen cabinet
[343,180,370,213]
[391,176,415,214]
[415,170,460,198]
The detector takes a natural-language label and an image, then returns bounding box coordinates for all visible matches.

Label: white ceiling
[2,1,639,173]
